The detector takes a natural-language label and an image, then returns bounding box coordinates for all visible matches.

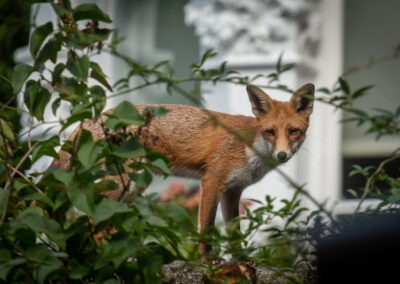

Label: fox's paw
[211,257,227,266]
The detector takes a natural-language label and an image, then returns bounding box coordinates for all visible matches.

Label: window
[342,0,400,200]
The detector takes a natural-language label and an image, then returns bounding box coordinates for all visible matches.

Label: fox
[53,83,314,262]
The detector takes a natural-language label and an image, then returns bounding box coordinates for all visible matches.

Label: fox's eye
[264,129,275,136]
[289,128,300,136]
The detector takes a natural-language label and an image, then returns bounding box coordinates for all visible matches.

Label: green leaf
[129,168,152,191]
[24,244,63,283]
[147,215,168,227]
[104,101,144,129]
[50,0,71,16]
[24,192,55,208]
[159,203,191,224]
[60,107,92,131]
[35,38,62,67]
[317,87,331,95]
[352,85,373,99]
[30,22,53,58]
[60,77,89,100]
[69,265,90,280]
[12,63,33,94]
[14,228,37,249]
[52,63,65,85]
[346,189,359,198]
[0,248,11,262]
[276,52,283,72]
[23,80,51,121]
[90,61,112,91]
[111,138,145,159]
[73,4,112,23]
[0,188,7,218]
[13,208,68,247]
[49,168,74,185]
[200,49,217,66]
[0,258,26,281]
[388,188,400,203]
[31,136,59,164]
[66,53,90,81]
[60,0,71,8]
[69,261,91,283]
[77,130,103,167]
[96,240,138,269]
[146,151,169,162]
[281,63,295,73]
[0,119,15,142]
[66,186,95,216]
[86,28,112,42]
[147,158,170,176]
[24,243,57,263]
[68,29,112,49]
[338,77,350,95]
[92,198,131,224]
[90,85,107,115]
[151,60,169,71]
[349,165,374,177]
[51,98,61,116]
[133,195,155,217]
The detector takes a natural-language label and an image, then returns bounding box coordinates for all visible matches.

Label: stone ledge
[161,260,297,283]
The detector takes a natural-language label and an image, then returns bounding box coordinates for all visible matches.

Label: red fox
[54,83,314,261]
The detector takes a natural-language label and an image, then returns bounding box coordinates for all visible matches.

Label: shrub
[0,1,399,283]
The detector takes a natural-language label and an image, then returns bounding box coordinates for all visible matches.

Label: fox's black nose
[277,151,287,161]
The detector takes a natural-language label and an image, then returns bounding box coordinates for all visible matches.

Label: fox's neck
[212,112,261,145]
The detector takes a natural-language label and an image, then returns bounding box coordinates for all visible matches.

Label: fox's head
[246,83,314,164]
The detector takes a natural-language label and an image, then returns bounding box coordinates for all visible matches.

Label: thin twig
[0,140,38,225]
[342,52,400,78]
[98,117,130,200]
[10,166,45,195]
[355,149,400,213]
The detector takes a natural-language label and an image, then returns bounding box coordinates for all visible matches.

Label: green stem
[355,149,400,213]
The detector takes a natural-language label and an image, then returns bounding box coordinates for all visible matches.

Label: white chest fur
[225,136,273,190]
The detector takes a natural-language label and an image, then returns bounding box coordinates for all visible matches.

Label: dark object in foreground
[316,212,400,283]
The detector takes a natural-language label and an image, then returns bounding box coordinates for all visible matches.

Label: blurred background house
[12,0,400,216]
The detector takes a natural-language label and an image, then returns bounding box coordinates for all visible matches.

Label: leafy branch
[355,148,400,213]
[1,0,400,282]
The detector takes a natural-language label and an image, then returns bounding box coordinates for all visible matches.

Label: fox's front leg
[221,189,243,258]
[198,173,224,262]
[221,189,242,227]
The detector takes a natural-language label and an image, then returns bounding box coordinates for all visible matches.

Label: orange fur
[54,84,315,262]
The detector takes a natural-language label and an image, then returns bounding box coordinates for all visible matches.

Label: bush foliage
[0,1,399,283]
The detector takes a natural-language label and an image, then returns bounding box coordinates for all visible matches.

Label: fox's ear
[246,85,274,118]
[290,83,315,116]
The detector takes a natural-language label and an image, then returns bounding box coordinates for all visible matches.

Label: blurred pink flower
[186,188,201,209]
[159,182,200,213]
[169,182,188,194]
[239,199,253,216]
[159,191,170,202]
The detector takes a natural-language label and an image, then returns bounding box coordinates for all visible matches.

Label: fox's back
[134,104,257,178]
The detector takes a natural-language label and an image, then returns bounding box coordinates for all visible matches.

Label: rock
[161,260,205,284]
[161,260,300,283]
